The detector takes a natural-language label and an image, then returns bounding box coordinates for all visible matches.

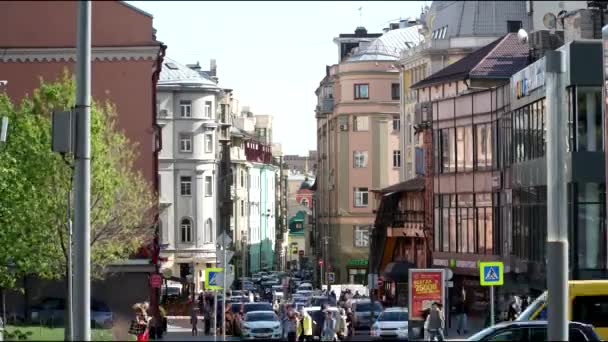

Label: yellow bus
[516,280,608,339]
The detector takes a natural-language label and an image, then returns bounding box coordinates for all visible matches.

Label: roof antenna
[358,6,363,26]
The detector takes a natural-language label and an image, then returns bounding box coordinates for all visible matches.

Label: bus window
[573,296,608,328]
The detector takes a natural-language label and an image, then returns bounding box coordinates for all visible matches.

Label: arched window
[301,198,309,208]
[205,218,213,243]
[181,218,192,243]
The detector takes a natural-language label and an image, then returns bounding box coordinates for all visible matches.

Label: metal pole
[490,286,495,327]
[73,1,91,340]
[213,292,217,340]
[222,247,227,341]
[66,190,73,341]
[545,50,568,342]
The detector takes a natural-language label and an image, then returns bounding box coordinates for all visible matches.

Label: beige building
[315,24,422,284]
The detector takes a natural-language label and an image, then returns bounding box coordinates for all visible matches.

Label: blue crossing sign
[479,261,504,286]
[205,267,223,290]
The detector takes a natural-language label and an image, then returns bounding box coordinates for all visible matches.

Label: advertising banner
[408,269,445,321]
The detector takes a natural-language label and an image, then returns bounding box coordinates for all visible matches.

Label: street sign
[206,267,223,290]
[479,261,504,286]
[218,250,235,267]
[218,232,232,248]
[445,269,454,281]
[217,272,234,289]
[327,272,335,284]
[150,274,162,288]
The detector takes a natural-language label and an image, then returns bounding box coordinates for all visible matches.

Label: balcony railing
[391,210,425,227]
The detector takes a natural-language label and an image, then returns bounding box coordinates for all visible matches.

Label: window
[486,328,526,341]
[576,87,602,152]
[179,100,192,118]
[204,101,212,118]
[205,134,213,153]
[180,218,192,243]
[353,151,368,168]
[241,200,245,217]
[205,176,213,196]
[354,225,370,247]
[507,20,523,33]
[180,176,192,196]
[240,170,245,187]
[456,126,474,171]
[393,150,401,168]
[354,84,369,100]
[353,116,369,131]
[354,187,369,207]
[179,133,192,152]
[576,183,606,270]
[476,123,493,170]
[205,218,213,243]
[391,83,400,100]
[436,128,455,173]
[393,116,401,131]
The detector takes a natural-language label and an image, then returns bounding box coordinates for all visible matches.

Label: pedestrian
[321,310,337,341]
[424,302,445,342]
[297,308,314,342]
[283,310,299,342]
[507,294,520,321]
[455,288,468,335]
[130,302,150,342]
[336,308,348,341]
[203,298,211,335]
[189,297,198,336]
[353,291,361,299]
[345,308,355,339]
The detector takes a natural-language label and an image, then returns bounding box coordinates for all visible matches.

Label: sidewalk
[161,318,240,341]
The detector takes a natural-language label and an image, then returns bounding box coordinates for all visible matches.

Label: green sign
[347,259,368,267]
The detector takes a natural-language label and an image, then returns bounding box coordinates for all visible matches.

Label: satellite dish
[543,12,557,29]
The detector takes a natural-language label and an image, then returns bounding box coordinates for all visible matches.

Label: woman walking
[130,302,150,341]
[190,296,199,336]
[283,310,299,342]
[321,310,337,342]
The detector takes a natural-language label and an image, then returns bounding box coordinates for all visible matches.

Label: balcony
[320,97,334,113]
[391,210,424,227]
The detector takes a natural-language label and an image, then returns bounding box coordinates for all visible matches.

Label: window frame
[391,83,400,100]
[205,133,213,153]
[205,175,213,197]
[180,176,192,196]
[353,225,370,248]
[204,100,213,118]
[179,100,192,118]
[353,150,368,168]
[392,116,401,132]
[180,217,193,243]
[354,83,369,100]
[354,187,369,208]
[179,133,193,153]
[204,218,213,243]
[393,150,401,168]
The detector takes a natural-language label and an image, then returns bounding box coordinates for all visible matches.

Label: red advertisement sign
[410,270,443,320]
[150,274,162,288]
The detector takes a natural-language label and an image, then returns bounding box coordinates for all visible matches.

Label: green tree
[0,71,156,289]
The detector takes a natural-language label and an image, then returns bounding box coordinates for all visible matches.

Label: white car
[241,311,283,340]
[298,283,313,292]
[370,307,408,340]
[296,289,313,298]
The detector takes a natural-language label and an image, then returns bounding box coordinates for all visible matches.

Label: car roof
[246,310,276,315]
[490,320,591,330]
[384,307,408,312]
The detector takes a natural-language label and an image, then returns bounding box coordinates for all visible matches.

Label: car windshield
[355,302,383,312]
[517,292,547,321]
[246,312,278,322]
[244,303,273,313]
[378,311,408,321]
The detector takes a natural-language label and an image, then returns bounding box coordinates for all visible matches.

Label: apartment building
[156,58,222,292]
[315,23,421,284]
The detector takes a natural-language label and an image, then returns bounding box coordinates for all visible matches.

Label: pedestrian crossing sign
[479,262,504,286]
[205,267,223,290]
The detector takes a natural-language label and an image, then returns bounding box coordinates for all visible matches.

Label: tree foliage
[0,71,156,288]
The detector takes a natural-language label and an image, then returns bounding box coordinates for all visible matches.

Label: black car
[467,321,601,341]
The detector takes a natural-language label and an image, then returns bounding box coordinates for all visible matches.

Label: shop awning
[383,261,416,282]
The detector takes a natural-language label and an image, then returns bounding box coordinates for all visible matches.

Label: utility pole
[545,50,568,342]
[66,190,73,341]
[73,1,91,340]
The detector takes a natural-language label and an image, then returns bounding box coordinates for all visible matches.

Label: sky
[128,1,427,155]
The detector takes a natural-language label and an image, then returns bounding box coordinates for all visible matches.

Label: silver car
[370,307,408,340]
[352,300,383,329]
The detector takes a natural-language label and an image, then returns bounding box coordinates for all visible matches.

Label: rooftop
[158,57,220,90]
[347,25,423,62]
[412,33,529,88]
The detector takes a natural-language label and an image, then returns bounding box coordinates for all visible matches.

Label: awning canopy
[382,261,416,282]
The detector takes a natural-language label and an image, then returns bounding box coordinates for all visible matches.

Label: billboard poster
[408,269,445,321]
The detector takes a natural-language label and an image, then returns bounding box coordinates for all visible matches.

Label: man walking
[297,308,314,342]
[425,302,445,342]
[455,288,468,335]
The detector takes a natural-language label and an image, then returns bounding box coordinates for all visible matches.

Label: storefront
[347,258,368,284]
[505,40,607,290]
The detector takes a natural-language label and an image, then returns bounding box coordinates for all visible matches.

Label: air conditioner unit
[158,109,168,117]
[339,123,349,131]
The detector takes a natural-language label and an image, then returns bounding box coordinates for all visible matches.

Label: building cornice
[0,46,161,63]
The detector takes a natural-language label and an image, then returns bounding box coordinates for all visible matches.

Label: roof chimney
[210,59,217,77]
